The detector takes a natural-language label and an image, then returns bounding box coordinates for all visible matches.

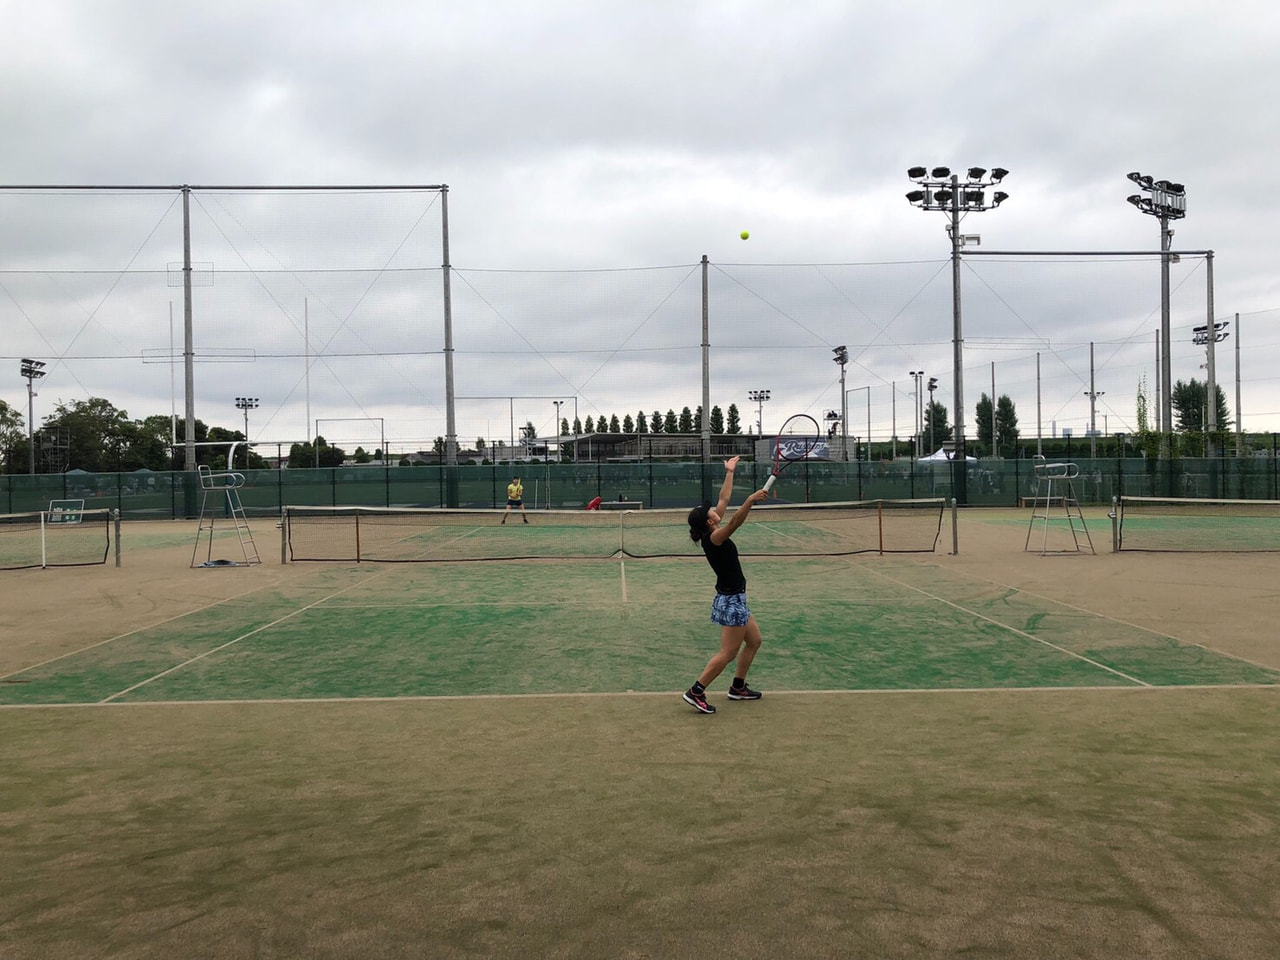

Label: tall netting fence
[0,186,446,463]
[8,452,1280,519]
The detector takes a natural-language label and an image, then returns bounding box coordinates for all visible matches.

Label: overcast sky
[4,0,1280,456]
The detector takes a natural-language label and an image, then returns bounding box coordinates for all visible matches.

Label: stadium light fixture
[234,397,259,468]
[909,371,925,460]
[904,164,1010,502]
[926,377,938,454]
[1126,169,1187,458]
[20,358,46,475]
[748,389,771,437]
[833,346,849,460]
[907,166,928,180]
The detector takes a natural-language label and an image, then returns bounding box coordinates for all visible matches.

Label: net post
[113,509,121,567]
[40,510,47,569]
[1110,496,1119,553]
[877,500,884,555]
[949,498,958,555]
[280,507,288,564]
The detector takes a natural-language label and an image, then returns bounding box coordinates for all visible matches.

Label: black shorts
[507,499,523,507]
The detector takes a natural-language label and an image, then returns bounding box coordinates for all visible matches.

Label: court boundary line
[860,565,1152,686]
[98,568,393,704]
[0,564,341,681]
[905,562,1280,676]
[3,683,1276,710]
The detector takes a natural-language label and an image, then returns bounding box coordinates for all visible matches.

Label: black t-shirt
[701,532,746,595]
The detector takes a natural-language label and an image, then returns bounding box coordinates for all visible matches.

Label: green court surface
[5,556,1277,706]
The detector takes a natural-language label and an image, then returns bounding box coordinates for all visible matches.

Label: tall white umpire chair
[191,464,261,567]
[1024,455,1095,555]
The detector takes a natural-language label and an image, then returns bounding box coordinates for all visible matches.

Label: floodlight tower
[20,358,46,475]
[926,376,938,454]
[909,370,924,458]
[1126,172,1186,458]
[234,397,258,468]
[1084,343,1104,459]
[1193,315,1229,454]
[906,165,1009,502]
[748,389,771,437]
[832,346,848,460]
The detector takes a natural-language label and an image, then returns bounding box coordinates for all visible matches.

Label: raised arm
[714,456,740,514]
[710,487,769,545]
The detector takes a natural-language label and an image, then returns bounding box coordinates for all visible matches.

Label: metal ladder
[1024,455,1095,555]
[191,465,261,567]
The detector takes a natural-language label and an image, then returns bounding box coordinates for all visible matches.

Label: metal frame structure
[906,166,1010,503]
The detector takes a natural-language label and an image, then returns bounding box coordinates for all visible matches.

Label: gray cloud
[3,0,1279,452]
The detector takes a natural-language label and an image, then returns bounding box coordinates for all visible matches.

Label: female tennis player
[683,455,770,715]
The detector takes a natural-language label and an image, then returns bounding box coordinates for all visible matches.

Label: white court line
[932,569,1280,677]
[3,683,1277,710]
[0,566,331,681]
[98,568,391,704]
[862,565,1152,687]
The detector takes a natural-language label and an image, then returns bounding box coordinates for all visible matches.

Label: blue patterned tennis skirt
[710,592,751,627]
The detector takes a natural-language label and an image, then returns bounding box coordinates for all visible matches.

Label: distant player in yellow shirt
[500,475,529,524]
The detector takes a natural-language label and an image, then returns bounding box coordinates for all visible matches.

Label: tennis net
[284,499,947,563]
[0,508,116,570]
[1116,496,1280,552]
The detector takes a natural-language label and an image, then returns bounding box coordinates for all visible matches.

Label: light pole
[926,377,938,454]
[552,400,564,461]
[234,397,258,468]
[906,165,1009,503]
[20,359,46,475]
[909,370,924,459]
[1126,172,1185,458]
[832,346,848,460]
[1084,343,1104,459]
[1193,312,1228,457]
[748,389,771,437]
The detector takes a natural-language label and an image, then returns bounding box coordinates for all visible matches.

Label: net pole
[40,510,47,569]
[1111,497,1119,553]
[280,508,288,564]
[877,500,884,555]
[113,509,121,567]
[950,498,959,555]
[355,511,362,563]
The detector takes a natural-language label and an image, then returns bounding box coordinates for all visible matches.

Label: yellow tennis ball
[740,230,750,240]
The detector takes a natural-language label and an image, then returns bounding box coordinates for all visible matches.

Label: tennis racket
[762,414,822,491]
